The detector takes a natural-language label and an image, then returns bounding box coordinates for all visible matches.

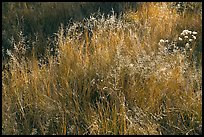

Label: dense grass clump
[2,2,202,135]
[2,2,139,62]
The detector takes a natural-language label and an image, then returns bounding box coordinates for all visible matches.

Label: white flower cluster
[158,29,198,55]
[158,39,169,47]
[158,38,179,54]
[178,30,197,49]
[180,30,197,36]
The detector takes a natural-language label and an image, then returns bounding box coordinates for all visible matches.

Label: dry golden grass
[2,2,202,135]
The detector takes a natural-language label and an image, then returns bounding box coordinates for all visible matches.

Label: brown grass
[2,2,202,135]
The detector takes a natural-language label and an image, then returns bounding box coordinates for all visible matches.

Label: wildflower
[178,37,183,41]
[192,35,196,40]
[184,36,188,39]
[182,30,189,35]
[192,31,197,35]
[189,39,193,42]
[159,39,165,43]
[188,30,192,34]
[186,43,190,48]
[180,32,185,36]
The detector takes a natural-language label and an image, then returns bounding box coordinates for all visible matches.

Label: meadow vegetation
[2,2,202,135]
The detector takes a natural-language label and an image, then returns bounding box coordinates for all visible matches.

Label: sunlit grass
[2,2,202,135]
